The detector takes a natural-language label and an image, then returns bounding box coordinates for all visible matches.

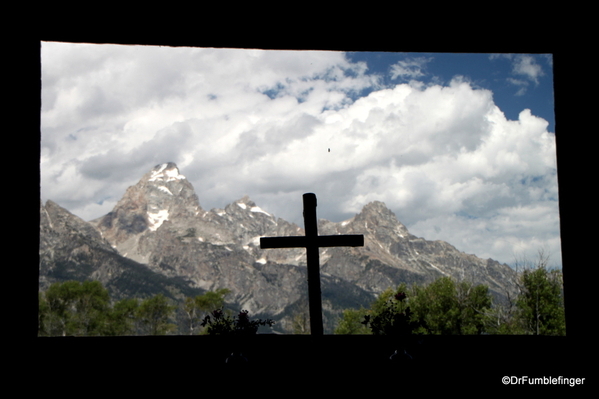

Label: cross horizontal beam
[260,234,364,249]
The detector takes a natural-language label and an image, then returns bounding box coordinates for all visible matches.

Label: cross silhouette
[260,193,364,335]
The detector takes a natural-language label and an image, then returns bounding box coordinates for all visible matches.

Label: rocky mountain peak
[225,196,273,218]
[210,195,280,247]
[39,199,121,291]
[91,162,202,249]
[42,199,108,244]
[361,201,398,220]
[145,162,186,183]
[353,201,411,238]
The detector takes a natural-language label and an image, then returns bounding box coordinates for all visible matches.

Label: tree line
[39,255,565,336]
[334,259,566,336]
[38,281,233,336]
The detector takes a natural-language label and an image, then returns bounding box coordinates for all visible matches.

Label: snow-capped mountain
[40,162,518,333]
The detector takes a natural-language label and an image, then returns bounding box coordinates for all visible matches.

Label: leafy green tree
[362,284,419,336]
[200,289,231,308]
[292,312,310,334]
[334,308,371,335]
[74,280,111,335]
[516,265,566,335]
[410,277,460,334]
[290,299,310,334]
[486,303,524,335]
[136,294,177,335]
[200,308,274,335]
[182,288,230,335]
[455,280,493,334]
[42,280,80,336]
[409,277,492,335]
[358,278,493,336]
[38,291,50,336]
[105,298,139,336]
[40,280,111,336]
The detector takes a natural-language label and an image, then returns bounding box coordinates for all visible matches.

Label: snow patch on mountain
[250,206,270,216]
[148,209,169,231]
[157,186,173,195]
[148,163,186,182]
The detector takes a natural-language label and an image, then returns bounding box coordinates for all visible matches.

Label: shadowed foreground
[35,335,587,387]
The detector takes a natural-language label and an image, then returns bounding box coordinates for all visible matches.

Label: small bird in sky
[328,148,330,152]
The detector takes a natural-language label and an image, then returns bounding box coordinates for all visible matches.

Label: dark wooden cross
[260,193,364,335]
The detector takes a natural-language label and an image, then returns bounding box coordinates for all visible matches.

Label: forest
[38,262,565,336]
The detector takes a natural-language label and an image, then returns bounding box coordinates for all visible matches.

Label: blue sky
[40,43,560,268]
[347,52,555,131]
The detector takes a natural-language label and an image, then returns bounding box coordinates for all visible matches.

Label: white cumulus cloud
[40,43,560,267]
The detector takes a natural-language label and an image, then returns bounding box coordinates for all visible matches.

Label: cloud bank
[41,43,560,267]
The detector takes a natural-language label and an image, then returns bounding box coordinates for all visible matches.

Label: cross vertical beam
[303,193,324,336]
[260,193,364,335]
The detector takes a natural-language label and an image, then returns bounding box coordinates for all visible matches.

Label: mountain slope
[318,201,517,299]
[39,199,205,301]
